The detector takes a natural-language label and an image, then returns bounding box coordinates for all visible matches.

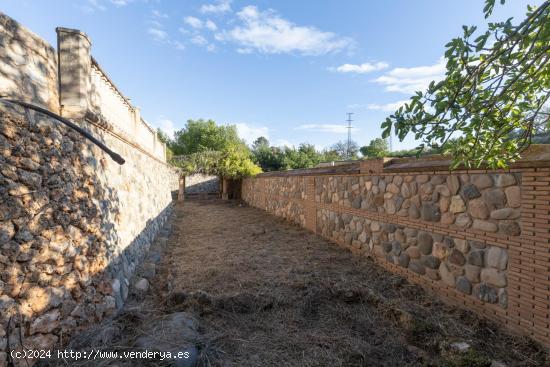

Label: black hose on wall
[0,97,125,165]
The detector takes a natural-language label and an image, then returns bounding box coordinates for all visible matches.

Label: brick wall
[242,154,550,347]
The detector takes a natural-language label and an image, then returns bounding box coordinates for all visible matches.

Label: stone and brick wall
[0,13,180,364]
[242,155,550,347]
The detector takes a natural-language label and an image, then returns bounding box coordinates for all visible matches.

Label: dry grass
[40,200,548,367]
[160,200,547,367]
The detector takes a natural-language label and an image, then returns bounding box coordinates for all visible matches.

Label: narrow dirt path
[158,200,546,367]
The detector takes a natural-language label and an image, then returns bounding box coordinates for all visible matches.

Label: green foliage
[170,119,261,178]
[382,0,550,169]
[172,119,242,155]
[156,128,174,160]
[360,138,389,158]
[320,149,342,162]
[251,137,286,171]
[284,143,323,169]
[250,137,358,172]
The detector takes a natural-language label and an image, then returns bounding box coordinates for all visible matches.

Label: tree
[283,143,322,169]
[170,119,261,178]
[330,140,359,160]
[172,119,243,155]
[360,138,389,158]
[252,136,269,150]
[382,0,550,169]
[156,128,174,160]
[250,139,328,171]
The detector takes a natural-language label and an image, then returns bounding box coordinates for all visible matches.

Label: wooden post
[178,175,185,202]
[222,177,229,200]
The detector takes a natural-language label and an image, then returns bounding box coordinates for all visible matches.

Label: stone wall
[242,156,550,347]
[243,177,306,226]
[0,12,58,112]
[0,13,180,364]
[89,61,166,161]
[185,174,220,194]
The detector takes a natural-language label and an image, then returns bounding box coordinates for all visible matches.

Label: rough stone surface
[449,249,466,266]
[439,263,455,287]
[421,255,441,269]
[461,184,481,201]
[417,232,433,255]
[468,199,490,219]
[486,247,508,270]
[420,203,441,222]
[474,283,498,303]
[472,219,498,233]
[468,250,485,267]
[455,213,472,228]
[456,276,472,294]
[455,239,469,254]
[483,189,506,211]
[471,175,493,190]
[498,220,521,236]
[481,268,507,287]
[409,260,425,275]
[505,186,521,208]
[465,265,481,283]
[494,174,516,188]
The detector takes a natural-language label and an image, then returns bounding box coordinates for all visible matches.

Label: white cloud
[109,0,133,6]
[373,58,445,94]
[295,124,353,134]
[205,19,218,31]
[200,0,232,14]
[206,44,216,52]
[233,123,270,144]
[335,62,388,74]
[217,6,353,55]
[172,41,186,51]
[148,28,168,41]
[152,9,168,19]
[236,48,253,54]
[367,100,409,112]
[191,35,208,46]
[81,0,106,13]
[155,118,177,138]
[184,16,203,29]
[274,139,294,148]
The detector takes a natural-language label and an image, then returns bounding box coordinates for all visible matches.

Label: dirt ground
[44,200,548,367]
[159,200,547,367]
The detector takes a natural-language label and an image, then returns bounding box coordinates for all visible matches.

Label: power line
[346,112,353,159]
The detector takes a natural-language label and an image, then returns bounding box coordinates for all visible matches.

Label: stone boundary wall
[242,154,550,347]
[0,12,59,112]
[0,13,180,364]
[185,174,220,195]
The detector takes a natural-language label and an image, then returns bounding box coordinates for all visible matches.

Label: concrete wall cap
[55,27,92,45]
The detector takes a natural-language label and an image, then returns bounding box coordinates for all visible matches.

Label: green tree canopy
[172,119,243,155]
[382,0,550,169]
[360,138,389,158]
[170,119,261,178]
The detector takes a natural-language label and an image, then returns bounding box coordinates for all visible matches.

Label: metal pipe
[0,97,125,165]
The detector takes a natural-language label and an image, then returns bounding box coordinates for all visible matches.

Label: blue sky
[2,0,541,151]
